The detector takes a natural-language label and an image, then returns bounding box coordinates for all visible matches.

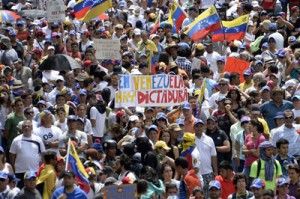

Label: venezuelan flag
[184,5,222,42]
[148,52,156,74]
[212,14,249,42]
[66,139,90,193]
[151,12,161,34]
[198,78,206,105]
[73,0,93,20]
[168,1,187,33]
[83,0,112,23]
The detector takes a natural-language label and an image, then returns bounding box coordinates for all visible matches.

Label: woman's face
[161,132,170,144]
[85,52,94,61]
[57,110,66,119]
[230,90,238,100]
[149,130,158,142]
[0,91,9,101]
[77,107,86,117]
[163,165,173,180]
[242,122,250,132]
[156,119,166,127]
[120,115,128,123]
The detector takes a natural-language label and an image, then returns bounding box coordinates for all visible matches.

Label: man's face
[278,144,289,156]
[207,120,217,131]
[182,109,192,118]
[284,112,294,126]
[272,92,284,103]
[0,178,7,191]
[15,101,24,112]
[251,187,263,198]
[25,178,37,190]
[194,123,205,137]
[63,176,75,188]
[166,187,178,197]
[264,147,273,158]
[209,188,221,199]
[236,178,247,191]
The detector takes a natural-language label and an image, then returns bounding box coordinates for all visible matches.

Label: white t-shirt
[195,134,217,175]
[293,109,300,119]
[90,107,106,138]
[10,134,45,173]
[33,125,63,155]
[204,51,221,72]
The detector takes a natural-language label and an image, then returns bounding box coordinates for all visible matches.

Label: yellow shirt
[239,80,254,92]
[136,40,158,58]
[37,164,57,199]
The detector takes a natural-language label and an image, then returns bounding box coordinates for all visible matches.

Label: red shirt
[215,174,236,199]
[184,169,201,195]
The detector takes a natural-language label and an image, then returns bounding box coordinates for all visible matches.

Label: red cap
[84,60,92,67]
[82,30,90,36]
[116,110,125,118]
[41,20,47,27]
[291,6,299,12]
[36,30,46,36]
[31,48,42,55]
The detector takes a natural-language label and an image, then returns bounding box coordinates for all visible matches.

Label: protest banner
[94,39,121,60]
[46,0,65,23]
[103,184,137,199]
[224,57,251,82]
[115,75,189,108]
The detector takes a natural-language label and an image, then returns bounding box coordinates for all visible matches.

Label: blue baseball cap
[218,96,226,102]
[24,171,36,180]
[156,112,166,120]
[177,119,184,126]
[67,115,78,122]
[8,173,20,182]
[0,146,4,153]
[255,60,263,66]
[250,179,265,189]
[269,23,277,31]
[277,49,286,58]
[182,102,191,110]
[194,119,204,126]
[243,69,251,76]
[120,34,128,40]
[79,89,87,95]
[0,171,7,179]
[17,21,24,26]
[288,36,296,43]
[261,86,270,91]
[140,54,147,58]
[209,180,221,189]
[149,125,158,132]
[277,177,288,186]
[69,30,76,35]
[217,57,225,63]
[262,42,269,48]
[119,0,125,7]
[91,141,104,153]
[9,30,17,36]
[259,141,273,149]
[273,112,284,119]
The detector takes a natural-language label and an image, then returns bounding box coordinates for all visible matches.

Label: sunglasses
[219,83,227,86]
[26,111,34,115]
[285,116,293,119]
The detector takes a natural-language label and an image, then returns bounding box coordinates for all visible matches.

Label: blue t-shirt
[51,186,88,199]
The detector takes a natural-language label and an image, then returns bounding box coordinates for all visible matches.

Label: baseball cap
[37,100,47,106]
[139,53,147,58]
[8,173,20,182]
[255,60,263,66]
[194,119,204,126]
[218,96,226,102]
[282,79,297,89]
[209,180,221,189]
[250,179,265,189]
[292,95,300,101]
[0,171,7,180]
[240,116,250,123]
[261,86,270,91]
[262,42,269,49]
[288,36,296,43]
[277,177,288,187]
[273,112,284,119]
[63,170,75,177]
[155,140,171,150]
[149,125,158,132]
[129,115,139,122]
[24,171,36,180]
[269,23,277,31]
[251,104,261,114]
[182,102,191,110]
[243,69,251,76]
[156,112,167,120]
[67,115,78,122]
[277,49,286,58]
[217,57,225,63]
[207,116,217,122]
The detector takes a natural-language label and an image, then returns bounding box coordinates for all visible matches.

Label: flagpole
[65,138,71,171]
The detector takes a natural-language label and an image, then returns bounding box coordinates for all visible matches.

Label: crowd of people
[1,0,300,198]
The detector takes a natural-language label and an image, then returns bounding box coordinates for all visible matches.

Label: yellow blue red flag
[168,1,187,33]
[83,0,112,23]
[184,5,222,42]
[66,139,90,193]
[73,0,93,20]
[212,14,249,42]
[198,78,206,105]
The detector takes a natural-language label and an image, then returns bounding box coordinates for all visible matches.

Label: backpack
[231,191,254,199]
[256,159,279,178]
[250,36,264,53]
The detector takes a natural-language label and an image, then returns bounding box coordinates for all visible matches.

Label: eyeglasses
[219,83,227,86]
[26,112,34,115]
